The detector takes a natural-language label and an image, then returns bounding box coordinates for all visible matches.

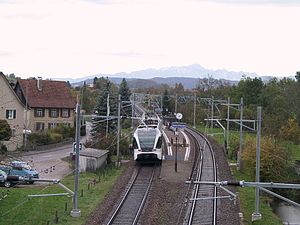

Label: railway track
[106,166,155,225]
[184,128,218,225]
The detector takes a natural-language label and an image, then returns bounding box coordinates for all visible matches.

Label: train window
[156,137,162,149]
[133,138,138,149]
[137,129,157,149]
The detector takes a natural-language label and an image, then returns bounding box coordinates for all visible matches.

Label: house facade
[15,78,76,132]
[0,73,25,151]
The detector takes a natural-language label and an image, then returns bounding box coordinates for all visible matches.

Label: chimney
[37,77,42,91]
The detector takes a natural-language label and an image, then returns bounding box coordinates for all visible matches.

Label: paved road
[21,144,73,180]
[20,122,93,180]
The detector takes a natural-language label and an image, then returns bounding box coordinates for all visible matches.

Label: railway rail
[106,166,155,225]
[184,128,218,225]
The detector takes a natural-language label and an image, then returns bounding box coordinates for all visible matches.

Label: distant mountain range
[52,64,277,89]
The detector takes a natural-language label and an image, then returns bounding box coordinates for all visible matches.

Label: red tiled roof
[18,79,76,108]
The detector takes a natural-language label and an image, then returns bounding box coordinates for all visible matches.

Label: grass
[233,169,282,225]
[0,165,123,225]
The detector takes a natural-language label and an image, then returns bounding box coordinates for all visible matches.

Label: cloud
[0,51,13,56]
[99,51,164,58]
[199,0,300,6]
[3,12,47,20]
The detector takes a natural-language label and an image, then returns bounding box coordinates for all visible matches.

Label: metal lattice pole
[238,97,243,170]
[71,101,81,217]
[117,94,121,166]
[252,106,262,221]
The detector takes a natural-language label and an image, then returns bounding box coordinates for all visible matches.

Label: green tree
[119,78,131,116]
[0,120,11,141]
[81,82,95,114]
[92,79,117,136]
[279,116,300,144]
[162,89,171,116]
[0,120,11,154]
[242,136,289,182]
[231,77,265,106]
[296,71,300,82]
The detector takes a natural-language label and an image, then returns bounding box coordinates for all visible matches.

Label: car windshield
[11,161,32,170]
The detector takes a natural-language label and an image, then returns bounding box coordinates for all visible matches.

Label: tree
[242,136,290,182]
[91,79,117,136]
[119,78,131,116]
[296,71,300,82]
[0,120,11,141]
[174,83,184,94]
[0,120,11,154]
[231,77,265,106]
[162,89,171,116]
[279,116,300,144]
[93,77,98,86]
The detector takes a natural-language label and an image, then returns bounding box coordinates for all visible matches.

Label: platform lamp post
[174,113,182,173]
[175,135,178,172]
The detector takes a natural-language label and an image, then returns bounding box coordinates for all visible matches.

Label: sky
[0,0,300,79]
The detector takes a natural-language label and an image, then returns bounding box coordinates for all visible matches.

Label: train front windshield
[137,129,157,149]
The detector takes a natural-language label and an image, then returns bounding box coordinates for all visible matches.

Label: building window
[49,109,58,118]
[35,108,44,117]
[48,123,57,129]
[61,109,70,118]
[62,123,71,127]
[6,109,16,120]
[36,122,45,131]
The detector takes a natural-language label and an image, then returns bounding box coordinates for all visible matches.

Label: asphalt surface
[19,122,93,180]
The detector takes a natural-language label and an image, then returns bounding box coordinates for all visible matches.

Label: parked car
[0,169,17,188]
[0,164,39,184]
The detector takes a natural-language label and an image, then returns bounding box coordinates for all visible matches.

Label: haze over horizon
[0,0,300,79]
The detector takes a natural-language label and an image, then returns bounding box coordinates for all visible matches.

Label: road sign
[73,142,83,153]
[171,122,186,129]
[176,113,183,120]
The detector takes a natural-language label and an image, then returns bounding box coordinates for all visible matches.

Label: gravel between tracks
[208,136,241,225]
[86,136,241,225]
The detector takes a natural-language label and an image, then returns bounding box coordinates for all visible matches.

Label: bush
[242,136,290,182]
[28,126,74,146]
[0,144,7,155]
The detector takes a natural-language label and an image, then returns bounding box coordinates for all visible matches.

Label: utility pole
[24,83,28,149]
[238,97,243,170]
[252,106,262,221]
[226,97,230,154]
[175,136,178,172]
[175,94,178,114]
[116,94,121,166]
[71,100,81,218]
[106,94,110,137]
[193,93,196,129]
[160,95,163,113]
[131,93,135,129]
[211,96,214,133]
